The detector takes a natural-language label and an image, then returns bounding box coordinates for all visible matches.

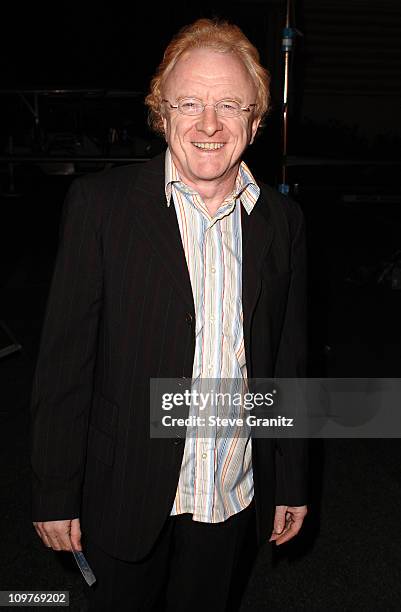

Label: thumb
[274,506,287,534]
[70,518,82,551]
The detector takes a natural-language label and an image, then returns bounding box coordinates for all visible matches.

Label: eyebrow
[176,94,244,103]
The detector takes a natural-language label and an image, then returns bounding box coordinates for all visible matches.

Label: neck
[199,183,235,216]
[180,169,239,217]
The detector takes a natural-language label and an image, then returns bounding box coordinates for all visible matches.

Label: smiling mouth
[192,142,225,150]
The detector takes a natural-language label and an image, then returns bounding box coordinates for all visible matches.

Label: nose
[195,106,223,136]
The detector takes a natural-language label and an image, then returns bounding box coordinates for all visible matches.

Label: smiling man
[31,18,308,612]
[160,47,260,215]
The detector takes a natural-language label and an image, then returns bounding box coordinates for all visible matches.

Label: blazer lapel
[128,154,195,315]
[241,190,274,367]
[126,153,274,329]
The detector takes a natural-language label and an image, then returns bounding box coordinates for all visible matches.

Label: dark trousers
[84,501,257,612]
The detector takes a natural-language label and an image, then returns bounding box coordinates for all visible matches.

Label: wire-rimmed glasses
[162,97,257,118]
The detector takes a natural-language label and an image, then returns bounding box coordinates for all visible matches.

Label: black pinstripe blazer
[30,151,308,562]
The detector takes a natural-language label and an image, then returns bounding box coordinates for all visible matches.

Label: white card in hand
[71,549,97,586]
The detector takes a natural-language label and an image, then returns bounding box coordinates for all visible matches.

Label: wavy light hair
[145,18,271,136]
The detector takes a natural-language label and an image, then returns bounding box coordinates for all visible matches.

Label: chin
[191,169,227,182]
[189,160,227,177]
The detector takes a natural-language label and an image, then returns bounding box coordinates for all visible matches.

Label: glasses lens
[216,100,241,117]
[178,99,203,115]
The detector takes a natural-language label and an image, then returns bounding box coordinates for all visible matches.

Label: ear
[162,114,169,142]
[249,116,261,145]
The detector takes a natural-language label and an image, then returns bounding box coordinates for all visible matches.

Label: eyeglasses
[162,97,257,118]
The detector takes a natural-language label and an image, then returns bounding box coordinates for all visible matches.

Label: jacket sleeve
[30,178,103,521]
[274,200,309,506]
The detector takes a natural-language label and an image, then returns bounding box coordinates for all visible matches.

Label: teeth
[193,142,225,150]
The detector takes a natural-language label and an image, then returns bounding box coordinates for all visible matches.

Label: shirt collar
[164,148,260,215]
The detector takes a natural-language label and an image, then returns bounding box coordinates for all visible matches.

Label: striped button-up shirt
[165,148,260,523]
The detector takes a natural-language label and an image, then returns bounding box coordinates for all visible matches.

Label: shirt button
[211,267,216,273]
[202,453,207,459]
[210,316,214,322]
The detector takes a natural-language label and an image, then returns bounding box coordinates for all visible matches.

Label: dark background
[0,1,401,610]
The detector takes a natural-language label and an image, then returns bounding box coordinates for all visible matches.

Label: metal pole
[278,0,294,195]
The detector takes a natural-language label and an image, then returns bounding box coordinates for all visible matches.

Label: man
[31,18,308,612]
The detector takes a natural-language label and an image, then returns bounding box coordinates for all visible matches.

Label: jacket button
[185,312,194,325]
[173,437,184,446]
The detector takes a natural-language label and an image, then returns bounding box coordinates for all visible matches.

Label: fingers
[272,505,287,535]
[269,505,308,545]
[33,523,52,548]
[33,519,74,552]
[269,505,287,542]
[70,518,82,552]
[273,515,302,545]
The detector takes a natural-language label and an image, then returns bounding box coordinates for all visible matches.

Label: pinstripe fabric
[30,152,308,562]
[165,149,261,522]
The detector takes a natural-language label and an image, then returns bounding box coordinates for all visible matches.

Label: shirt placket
[167,152,260,522]
[193,219,221,520]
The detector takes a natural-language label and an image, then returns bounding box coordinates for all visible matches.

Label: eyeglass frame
[161,97,257,117]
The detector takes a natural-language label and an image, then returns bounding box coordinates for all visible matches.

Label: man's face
[161,48,260,192]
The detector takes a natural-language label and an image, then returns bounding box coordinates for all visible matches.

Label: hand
[269,505,307,546]
[33,518,82,552]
